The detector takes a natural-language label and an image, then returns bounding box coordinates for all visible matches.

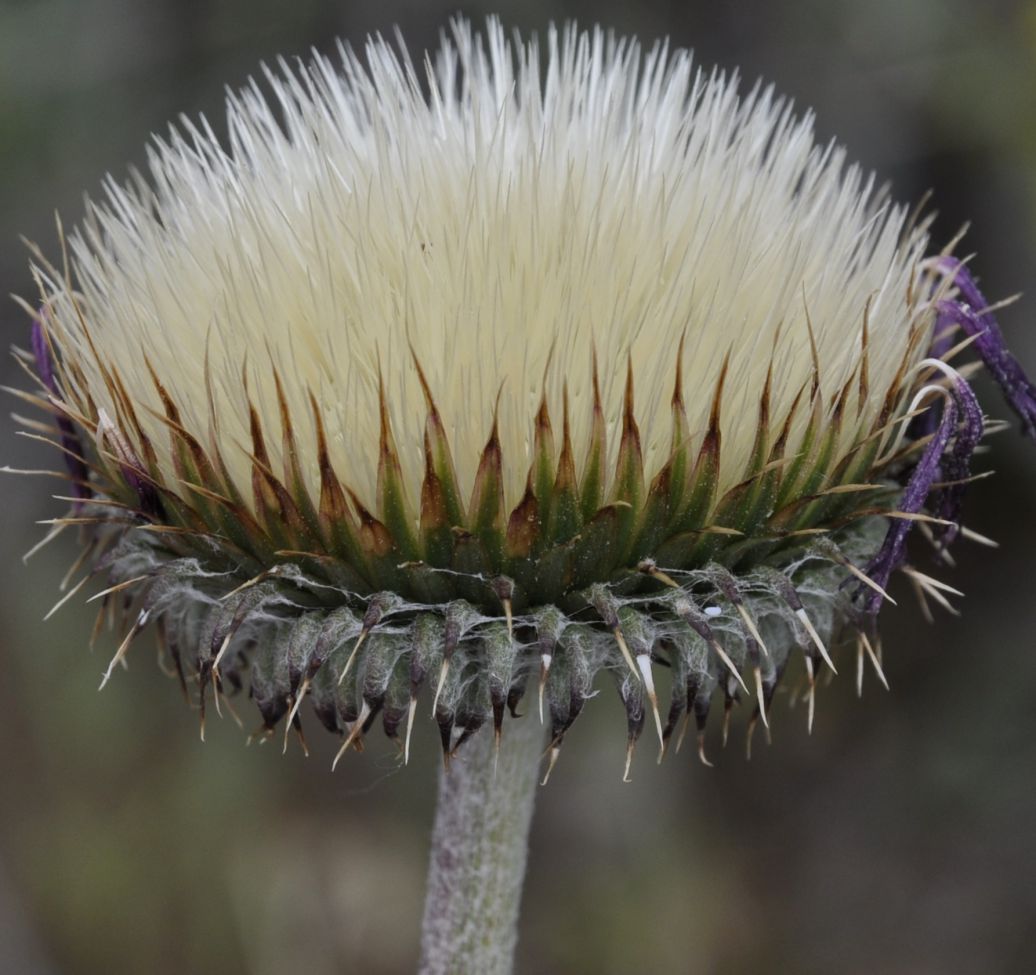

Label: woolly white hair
[36,18,933,515]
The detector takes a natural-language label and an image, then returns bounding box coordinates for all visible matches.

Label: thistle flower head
[15,18,1036,775]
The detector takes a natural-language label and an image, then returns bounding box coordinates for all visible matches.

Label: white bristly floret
[35,18,934,513]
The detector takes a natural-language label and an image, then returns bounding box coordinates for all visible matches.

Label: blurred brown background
[3,1,1036,973]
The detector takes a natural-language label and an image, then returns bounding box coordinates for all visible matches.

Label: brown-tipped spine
[775,384,824,510]
[376,374,418,561]
[248,398,297,547]
[858,299,872,418]
[674,353,726,533]
[420,430,454,569]
[272,369,321,546]
[546,386,582,546]
[611,358,644,561]
[412,349,466,528]
[720,360,780,536]
[531,395,555,539]
[800,378,851,498]
[348,488,398,574]
[579,349,607,524]
[468,411,506,569]
[667,336,691,518]
[636,338,693,557]
[505,482,540,560]
[772,378,853,535]
[109,367,160,477]
[310,393,366,570]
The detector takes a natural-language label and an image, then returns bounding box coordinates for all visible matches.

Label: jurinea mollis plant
[14,21,1036,781]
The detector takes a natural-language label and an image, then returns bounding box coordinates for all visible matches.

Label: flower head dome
[17,18,1036,775]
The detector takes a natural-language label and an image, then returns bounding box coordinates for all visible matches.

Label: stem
[418,713,545,975]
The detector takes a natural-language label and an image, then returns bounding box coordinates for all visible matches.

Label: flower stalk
[419,709,544,975]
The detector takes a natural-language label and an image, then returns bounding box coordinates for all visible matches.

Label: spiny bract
[13,18,1036,778]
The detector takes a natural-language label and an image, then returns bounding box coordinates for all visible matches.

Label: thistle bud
[13,17,1036,781]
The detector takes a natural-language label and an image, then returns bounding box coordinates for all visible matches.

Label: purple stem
[31,316,91,507]
[861,376,982,614]
[862,259,1036,612]
[934,257,1036,438]
[929,374,983,550]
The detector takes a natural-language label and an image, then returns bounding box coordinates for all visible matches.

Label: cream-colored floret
[36,18,932,516]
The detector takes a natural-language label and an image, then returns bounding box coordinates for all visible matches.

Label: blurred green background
[3,1,1036,973]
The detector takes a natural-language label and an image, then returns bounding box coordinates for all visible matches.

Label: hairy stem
[418,713,545,975]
